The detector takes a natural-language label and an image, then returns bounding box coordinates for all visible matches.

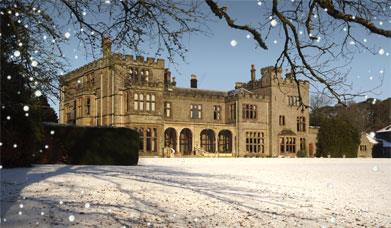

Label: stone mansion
[59,38,319,157]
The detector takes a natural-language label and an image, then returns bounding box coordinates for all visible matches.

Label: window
[279,115,285,126]
[134,93,139,111]
[280,137,285,153]
[77,98,82,117]
[245,131,264,153]
[280,137,296,153]
[213,105,221,120]
[300,138,306,151]
[288,96,300,106]
[146,94,151,111]
[85,97,91,115]
[164,102,172,118]
[133,93,154,112]
[190,104,202,119]
[360,145,367,151]
[145,128,157,152]
[229,103,236,121]
[242,104,257,119]
[151,95,155,111]
[139,94,144,111]
[297,116,306,132]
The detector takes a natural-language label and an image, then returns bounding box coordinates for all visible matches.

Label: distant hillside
[310,98,391,132]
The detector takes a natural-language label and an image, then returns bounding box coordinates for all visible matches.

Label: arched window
[200,129,216,152]
[218,130,232,153]
[180,128,192,155]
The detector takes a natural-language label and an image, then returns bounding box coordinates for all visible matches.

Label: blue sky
[57,0,391,111]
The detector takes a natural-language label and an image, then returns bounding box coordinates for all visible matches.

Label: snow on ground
[1,158,391,227]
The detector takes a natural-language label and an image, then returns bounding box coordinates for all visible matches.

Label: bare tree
[205,0,390,108]
[310,91,333,112]
[2,0,390,106]
[1,0,205,99]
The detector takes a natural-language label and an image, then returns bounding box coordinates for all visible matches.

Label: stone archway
[164,128,177,151]
[200,129,216,153]
[180,128,192,155]
[218,130,232,153]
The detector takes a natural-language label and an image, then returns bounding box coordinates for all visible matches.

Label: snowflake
[257,1,262,6]
[273,40,277,44]
[378,48,385,55]
[13,144,18,148]
[50,130,55,135]
[82,11,87,16]
[19,204,23,208]
[369,76,373,80]
[31,60,38,67]
[23,105,29,112]
[6,116,11,120]
[246,34,251,39]
[349,40,355,45]
[34,90,42,97]
[85,203,90,208]
[270,19,278,27]
[18,211,22,215]
[7,75,11,80]
[230,40,237,47]
[372,165,379,172]
[363,38,367,43]
[68,215,75,222]
[379,69,384,74]
[64,32,71,39]
[14,50,21,57]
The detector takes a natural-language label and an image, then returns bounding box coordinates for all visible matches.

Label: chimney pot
[190,74,197,88]
[251,64,256,81]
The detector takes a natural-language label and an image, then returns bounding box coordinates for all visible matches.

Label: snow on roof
[366,133,379,144]
[376,125,391,133]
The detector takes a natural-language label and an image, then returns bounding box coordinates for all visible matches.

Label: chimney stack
[102,35,112,57]
[190,74,198,88]
[251,64,256,81]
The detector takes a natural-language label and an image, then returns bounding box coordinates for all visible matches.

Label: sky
[56,0,391,111]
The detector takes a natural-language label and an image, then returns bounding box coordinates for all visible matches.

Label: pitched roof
[377,125,391,133]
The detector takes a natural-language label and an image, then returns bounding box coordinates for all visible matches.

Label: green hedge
[36,123,139,165]
[296,150,307,157]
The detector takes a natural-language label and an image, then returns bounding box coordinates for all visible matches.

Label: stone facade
[357,133,374,158]
[59,39,318,157]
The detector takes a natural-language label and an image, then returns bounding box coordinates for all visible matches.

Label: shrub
[36,123,139,165]
[316,116,360,158]
[296,150,307,157]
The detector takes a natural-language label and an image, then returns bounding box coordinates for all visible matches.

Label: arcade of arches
[164,128,233,155]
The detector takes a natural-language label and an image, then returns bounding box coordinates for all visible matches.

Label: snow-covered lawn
[1,158,391,227]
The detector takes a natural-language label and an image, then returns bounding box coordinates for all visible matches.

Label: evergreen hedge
[316,116,360,158]
[36,123,139,165]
